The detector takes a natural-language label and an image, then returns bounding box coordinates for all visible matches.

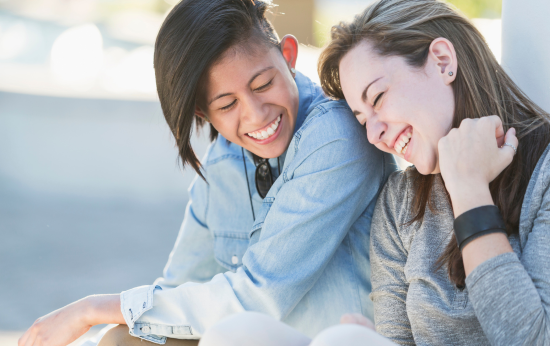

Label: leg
[310,324,396,346]
[98,325,198,346]
[199,312,311,346]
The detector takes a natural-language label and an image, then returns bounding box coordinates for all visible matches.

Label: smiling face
[339,40,456,174]
[197,41,299,159]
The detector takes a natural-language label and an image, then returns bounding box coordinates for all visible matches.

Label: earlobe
[429,37,458,84]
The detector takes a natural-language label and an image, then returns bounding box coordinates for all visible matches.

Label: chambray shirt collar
[242,71,321,168]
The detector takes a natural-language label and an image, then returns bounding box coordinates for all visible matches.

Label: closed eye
[255,79,273,92]
[220,99,237,111]
[373,92,384,107]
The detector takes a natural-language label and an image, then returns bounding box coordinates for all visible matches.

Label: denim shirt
[119,72,396,343]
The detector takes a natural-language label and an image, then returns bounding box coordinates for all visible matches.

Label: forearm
[84,294,125,326]
[465,252,549,344]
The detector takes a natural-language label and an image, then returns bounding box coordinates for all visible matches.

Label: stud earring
[448,71,454,76]
[290,68,296,74]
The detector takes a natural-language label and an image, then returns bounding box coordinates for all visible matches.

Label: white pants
[198,312,396,346]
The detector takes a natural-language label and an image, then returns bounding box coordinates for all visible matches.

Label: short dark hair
[154,0,279,179]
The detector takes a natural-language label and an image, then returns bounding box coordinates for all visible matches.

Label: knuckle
[461,118,473,126]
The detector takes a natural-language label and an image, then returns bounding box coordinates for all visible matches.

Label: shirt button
[142,326,150,334]
[231,255,238,264]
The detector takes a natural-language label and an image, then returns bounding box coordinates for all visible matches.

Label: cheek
[375,142,391,154]
[212,113,240,139]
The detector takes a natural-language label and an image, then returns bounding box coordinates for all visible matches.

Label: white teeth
[247,115,282,140]
[394,132,411,154]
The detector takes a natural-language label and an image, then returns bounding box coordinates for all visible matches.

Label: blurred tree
[445,0,501,18]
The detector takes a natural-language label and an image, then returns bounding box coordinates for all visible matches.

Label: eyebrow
[361,76,382,102]
[353,76,383,116]
[207,66,275,106]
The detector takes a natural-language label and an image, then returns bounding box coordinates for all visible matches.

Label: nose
[365,117,387,145]
[241,93,270,125]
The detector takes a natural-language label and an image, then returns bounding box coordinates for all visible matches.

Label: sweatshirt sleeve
[465,180,550,345]
[370,171,415,346]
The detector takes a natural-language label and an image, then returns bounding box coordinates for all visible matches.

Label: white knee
[199,312,310,346]
[310,324,395,346]
[199,312,256,346]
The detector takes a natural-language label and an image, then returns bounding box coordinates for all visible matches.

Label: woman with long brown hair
[197,0,550,345]
[321,0,550,343]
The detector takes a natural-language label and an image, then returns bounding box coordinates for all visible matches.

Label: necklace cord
[242,148,256,220]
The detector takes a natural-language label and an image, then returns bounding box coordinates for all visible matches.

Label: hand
[340,313,375,331]
[438,116,518,216]
[18,294,124,346]
[18,298,93,346]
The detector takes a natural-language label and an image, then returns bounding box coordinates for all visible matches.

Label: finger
[18,331,29,346]
[499,127,518,162]
[490,116,506,146]
[22,331,36,346]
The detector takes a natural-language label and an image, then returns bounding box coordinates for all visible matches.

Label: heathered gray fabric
[370,144,550,346]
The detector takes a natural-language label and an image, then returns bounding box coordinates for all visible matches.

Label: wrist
[446,181,493,217]
[81,294,123,326]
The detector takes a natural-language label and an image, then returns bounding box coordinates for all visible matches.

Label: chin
[252,141,287,159]
[414,162,437,175]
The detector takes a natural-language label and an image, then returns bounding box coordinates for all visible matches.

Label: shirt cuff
[465,252,520,289]
[120,284,167,345]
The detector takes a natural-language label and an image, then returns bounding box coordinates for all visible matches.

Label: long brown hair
[318,0,550,287]
[154,0,279,179]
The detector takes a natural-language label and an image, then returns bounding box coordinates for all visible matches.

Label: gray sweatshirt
[370,145,550,346]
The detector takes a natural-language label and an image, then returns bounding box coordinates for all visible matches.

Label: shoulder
[301,99,356,132]
[374,167,415,227]
[521,144,550,230]
[379,168,414,204]
[523,143,550,204]
[294,99,370,152]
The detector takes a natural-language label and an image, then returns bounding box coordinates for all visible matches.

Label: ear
[428,37,458,85]
[195,105,209,123]
[279,34,299,73]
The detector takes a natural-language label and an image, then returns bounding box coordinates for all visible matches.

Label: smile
[394,127,413,155]
[247,115,281,140]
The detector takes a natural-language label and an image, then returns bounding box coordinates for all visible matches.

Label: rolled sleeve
[121,285,167,344]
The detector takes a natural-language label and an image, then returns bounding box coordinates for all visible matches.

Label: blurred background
[0,0,507,344]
